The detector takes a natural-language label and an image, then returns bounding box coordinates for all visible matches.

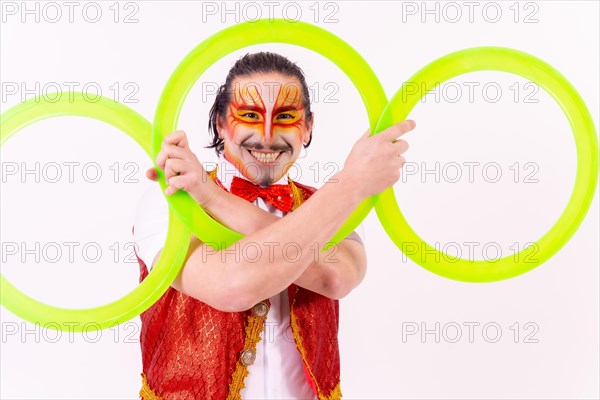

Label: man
[133,52,415,399]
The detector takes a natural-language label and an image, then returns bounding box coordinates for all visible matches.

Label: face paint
[272,83,305,140]
[226,82,267,139]
[227,82,305,142]
[220,74,311,187]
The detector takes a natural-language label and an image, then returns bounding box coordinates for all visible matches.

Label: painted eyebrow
[273,105,303,115]
[231,103,266,114]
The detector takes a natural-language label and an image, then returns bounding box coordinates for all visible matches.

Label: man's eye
[276,113,293,120]
[242,112,258,119]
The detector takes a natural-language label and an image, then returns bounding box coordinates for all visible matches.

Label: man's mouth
[247,149,282,164]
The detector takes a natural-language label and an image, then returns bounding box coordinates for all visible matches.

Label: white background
[1,1,598,399]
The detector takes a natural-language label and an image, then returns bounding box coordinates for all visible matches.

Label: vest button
[252,301,269,318]
[240,349,256,366]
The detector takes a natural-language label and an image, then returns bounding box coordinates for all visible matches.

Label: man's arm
[168,171,362,311]
[153,121,413,312]
[292,231,367,299]
[193,185,367,300]
[142,176,363,299]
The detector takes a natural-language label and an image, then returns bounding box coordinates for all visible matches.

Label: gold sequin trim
[323,381,343,400]
[288,177,305,211]
[289,286,342,400]
[208,167,218,182]
[141,166,327,398]
[226,298,271,399]
[288,176,341,398]
[140,372,162,400]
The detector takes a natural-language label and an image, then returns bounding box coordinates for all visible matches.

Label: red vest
[136,179,342,399]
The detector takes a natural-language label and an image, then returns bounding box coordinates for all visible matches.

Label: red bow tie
[229,176,294,213]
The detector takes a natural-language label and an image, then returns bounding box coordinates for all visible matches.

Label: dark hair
[206,52,313,156]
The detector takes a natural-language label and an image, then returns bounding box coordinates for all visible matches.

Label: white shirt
[133,155,364,399]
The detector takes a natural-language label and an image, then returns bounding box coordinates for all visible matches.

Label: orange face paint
[226,81,305,143]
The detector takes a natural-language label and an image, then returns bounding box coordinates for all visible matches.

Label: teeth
[250,150,280,163]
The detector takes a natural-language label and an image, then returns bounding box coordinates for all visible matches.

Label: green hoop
[153,18,388,250]
[0,93,190,330]
[373,47,599,282]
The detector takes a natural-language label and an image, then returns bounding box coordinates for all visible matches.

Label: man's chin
[241,162,285,184]
[256,169,285,187]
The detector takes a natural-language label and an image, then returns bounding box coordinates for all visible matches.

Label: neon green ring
[153,18,388,250]
[0,93,190,331]
[373,47,599,282]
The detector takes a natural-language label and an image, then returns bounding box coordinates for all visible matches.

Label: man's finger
[162,130,189,148]
[392,138,409,154]
[156,144,188,168]
[146,167,158,181]
[378,120,416,142]
[165,175,189,196]
[164,158,186,182]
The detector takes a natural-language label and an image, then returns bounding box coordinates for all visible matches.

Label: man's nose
[262,120,274,145]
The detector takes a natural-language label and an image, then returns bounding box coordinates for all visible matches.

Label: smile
[248,149,282,164]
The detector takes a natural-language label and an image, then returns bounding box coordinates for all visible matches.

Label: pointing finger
[378,120,416,142]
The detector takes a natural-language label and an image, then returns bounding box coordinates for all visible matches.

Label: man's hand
[342,119,415,200]
[146,130,220,207]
